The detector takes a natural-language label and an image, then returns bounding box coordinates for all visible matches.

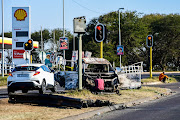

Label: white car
[7,64,57,94]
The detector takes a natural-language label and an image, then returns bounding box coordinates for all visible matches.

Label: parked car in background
[7,64,57,94]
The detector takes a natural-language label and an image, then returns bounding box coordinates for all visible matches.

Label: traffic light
[146,35,153,47]
[24,39,33,50]
[95,23,105,42]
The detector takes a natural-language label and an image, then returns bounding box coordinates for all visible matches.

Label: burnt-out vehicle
[82,58,120,93]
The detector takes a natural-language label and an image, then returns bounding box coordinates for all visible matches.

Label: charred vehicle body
[82,58,120,93]
[55,58,120,93]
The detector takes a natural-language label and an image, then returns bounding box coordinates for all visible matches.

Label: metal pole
[63,0,65,70]
[150,47,152,77]
[53,30,55,52]
[63,0,65,37]
[41,26,44,63]
[100,41,103,58]
[73,35,75,51]
[2,0,4,77]
[41,26,43,51]
[78,34,82,90]
[118,8,124,68]
[31,55,32,63]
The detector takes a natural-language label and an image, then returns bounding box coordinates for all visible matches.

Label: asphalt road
[0,84,64,99]
[88,82,180,120]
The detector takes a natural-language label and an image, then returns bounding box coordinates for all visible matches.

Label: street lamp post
[118,8,124,68]
[1,0,4,77]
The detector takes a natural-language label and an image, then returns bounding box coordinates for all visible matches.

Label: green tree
[150,14,180,70]
[83,11,148,66]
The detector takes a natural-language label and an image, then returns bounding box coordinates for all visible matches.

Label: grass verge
[141,76,180,83]
[0,86,169,120]
[61,86,169,104]
[0,75,8,86]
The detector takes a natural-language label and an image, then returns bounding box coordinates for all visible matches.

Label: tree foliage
[83,11,180,71]
[1,11,180,71]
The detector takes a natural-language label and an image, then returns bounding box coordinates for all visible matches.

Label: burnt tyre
[39,80,46,94]
[50,81,58,93]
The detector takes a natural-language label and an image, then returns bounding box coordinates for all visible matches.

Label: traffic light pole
[100,41,103,58]
[25,51,29,64]
[78,34,82,90]
[150,47,152,78]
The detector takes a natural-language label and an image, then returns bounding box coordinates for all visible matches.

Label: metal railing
[0,62,15,74]
[121,62,143,74]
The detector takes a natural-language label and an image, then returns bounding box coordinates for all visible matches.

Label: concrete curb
[60,103,125,120]
[60,88,173,120]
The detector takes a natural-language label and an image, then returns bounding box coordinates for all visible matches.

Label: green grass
[142,76,179,83]
[0,75,8,86]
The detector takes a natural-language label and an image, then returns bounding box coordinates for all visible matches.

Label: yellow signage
[14,9,27,21]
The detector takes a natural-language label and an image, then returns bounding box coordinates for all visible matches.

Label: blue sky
[0,0,180,34]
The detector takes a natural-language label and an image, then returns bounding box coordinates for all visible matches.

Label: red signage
[13,49,25,59]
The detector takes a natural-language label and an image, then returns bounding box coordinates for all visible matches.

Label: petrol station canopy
[0,37,39,49]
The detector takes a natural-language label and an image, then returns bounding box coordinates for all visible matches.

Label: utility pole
[73,35,75,51]
[73,16,86,90]
[78,34,82,90]
[63,0,65,70]
[118,8,124,68]
[40,26,44,63]
[1,0,4,77]
[53,30,55,52]
[41,26,43,51]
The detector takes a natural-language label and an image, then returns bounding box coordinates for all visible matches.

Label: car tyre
[50,81,58,93]
[8,88,14,94]
[39,80,46,94]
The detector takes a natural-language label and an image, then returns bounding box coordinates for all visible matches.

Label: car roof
[16,63,45,67]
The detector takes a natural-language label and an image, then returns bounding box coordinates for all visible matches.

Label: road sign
[23,51,30,60]
[39,51,46,62]
[50,53,55,63]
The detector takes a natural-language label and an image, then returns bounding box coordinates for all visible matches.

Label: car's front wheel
[39,80,46,94]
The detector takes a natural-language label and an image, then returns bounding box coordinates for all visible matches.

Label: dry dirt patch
[0,99,99,120]
[0,86,169,120]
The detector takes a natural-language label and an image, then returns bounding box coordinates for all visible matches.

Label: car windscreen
[86,64,115,72]
[12,66,40,72]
